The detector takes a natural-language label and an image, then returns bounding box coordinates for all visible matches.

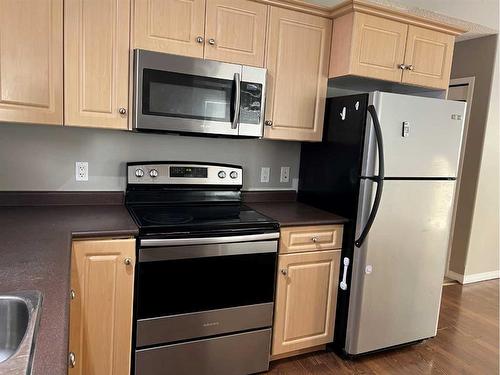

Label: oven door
[136,233,278,347]
[134,49,240,136]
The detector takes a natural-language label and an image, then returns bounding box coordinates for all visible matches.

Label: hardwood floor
[266,279,499,375]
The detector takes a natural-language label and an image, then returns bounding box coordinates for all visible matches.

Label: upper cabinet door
[65,0,130,129]
[349,13,408,83]
[133,0,206,58]
[204,0,267,67]
[402,26,455,89]
[0,0,63,125]
[264,7,331,142]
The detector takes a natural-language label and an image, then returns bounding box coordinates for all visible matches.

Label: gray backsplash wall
[0,123,301,191]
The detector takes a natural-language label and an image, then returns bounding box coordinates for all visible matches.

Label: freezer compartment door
[364,92,465,178]
[346,179,455,355]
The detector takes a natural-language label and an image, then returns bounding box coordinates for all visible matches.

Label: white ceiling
[308,0,499,40]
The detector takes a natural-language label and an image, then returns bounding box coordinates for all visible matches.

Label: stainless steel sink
[0,291,42,374]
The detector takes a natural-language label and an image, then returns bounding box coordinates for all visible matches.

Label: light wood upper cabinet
[65,0,130,129]
[204,0,267,67]
[332,12,408,83]
[264,7,331,142]
[133,0,206,58]
[402,25,455,89]
[0,0,63,125]
[69,238,135,375]
[272,249,341,356]
[329,5,462,90]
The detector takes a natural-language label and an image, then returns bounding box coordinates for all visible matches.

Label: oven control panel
[128,162,242,185]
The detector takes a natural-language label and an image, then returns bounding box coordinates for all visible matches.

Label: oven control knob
[149,169,159,178]
[230,171,238,179]
[135,168,144,178]
[218,171,226,179]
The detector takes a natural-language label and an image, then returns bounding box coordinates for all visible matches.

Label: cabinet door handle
[339,257,350,291]
[398,64,407,70]
[70,289,76,300]
[118,107,127,115]
[280,268,288,276]
[208,38,216,45]
[406,64,415,71]
[68,352,76,368]
[196,36,204,43]
[124,257,133,266]
[264,120,273,126]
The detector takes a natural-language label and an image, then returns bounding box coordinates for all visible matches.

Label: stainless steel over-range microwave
[133,49,267,137]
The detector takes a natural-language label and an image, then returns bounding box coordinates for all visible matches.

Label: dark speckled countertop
[247,201,348,227]
[0,190,344,375]
[0,203,138,375]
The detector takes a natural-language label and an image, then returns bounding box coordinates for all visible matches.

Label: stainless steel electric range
[125,161,280,375]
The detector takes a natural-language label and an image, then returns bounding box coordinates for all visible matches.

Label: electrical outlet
[280,167,290,183]
[75,162,89,181]
[260,167,270,183]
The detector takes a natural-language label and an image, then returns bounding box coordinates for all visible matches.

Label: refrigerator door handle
[355,105,385,248]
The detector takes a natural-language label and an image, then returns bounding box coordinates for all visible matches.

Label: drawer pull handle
[311,236,319,243]
[340,257,350,291]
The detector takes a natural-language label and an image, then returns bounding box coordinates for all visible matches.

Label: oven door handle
[231,72,241,130]
[140,232,279,247]
[139,239,278,262]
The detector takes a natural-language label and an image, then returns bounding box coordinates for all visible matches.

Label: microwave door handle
[231,73,241,129]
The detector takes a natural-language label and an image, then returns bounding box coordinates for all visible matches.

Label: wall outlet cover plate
[75,161,89,181]
[260,167,270,183]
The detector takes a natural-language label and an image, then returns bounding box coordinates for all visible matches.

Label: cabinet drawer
[280,225,343,254]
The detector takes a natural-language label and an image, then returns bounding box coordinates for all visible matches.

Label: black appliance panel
[142,69,234,122]
[136,252,277,319]
[298,94,370,353]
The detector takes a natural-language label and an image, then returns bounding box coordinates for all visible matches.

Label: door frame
[445,76,475,278]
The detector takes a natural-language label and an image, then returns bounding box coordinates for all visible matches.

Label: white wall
[465,36,499,277]
[0,123,301,191]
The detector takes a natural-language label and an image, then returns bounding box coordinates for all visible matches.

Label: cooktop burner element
[140,213,195,225]
[125,162,279,237]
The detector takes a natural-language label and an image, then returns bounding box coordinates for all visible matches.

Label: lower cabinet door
[68,238,135,375]
[272,250,341,356]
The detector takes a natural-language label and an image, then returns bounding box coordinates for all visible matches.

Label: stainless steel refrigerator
[298,91,466,356]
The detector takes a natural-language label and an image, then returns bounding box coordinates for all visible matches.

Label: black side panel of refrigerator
[298,93,369,352]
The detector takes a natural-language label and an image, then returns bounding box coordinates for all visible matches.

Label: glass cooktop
[127,204,278,236]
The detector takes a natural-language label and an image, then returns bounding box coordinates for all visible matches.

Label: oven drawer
[135,328,272,375]
[136,303,273,347]
[280,225,343,254]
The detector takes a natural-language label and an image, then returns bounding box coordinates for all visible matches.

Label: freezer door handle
[355,105,385,248]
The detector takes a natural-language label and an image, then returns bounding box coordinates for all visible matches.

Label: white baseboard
[446,270,500,284]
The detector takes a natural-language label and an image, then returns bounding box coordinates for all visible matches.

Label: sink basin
[0,291,42,374]
[0,297,29,363]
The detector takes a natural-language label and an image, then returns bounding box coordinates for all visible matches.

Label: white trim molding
[447,270,500,284]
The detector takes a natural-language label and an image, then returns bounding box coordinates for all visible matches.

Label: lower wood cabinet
[272,249,341,356]
[68,238,135,375]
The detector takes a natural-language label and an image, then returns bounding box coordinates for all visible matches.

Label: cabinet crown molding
[329,0,467,35]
